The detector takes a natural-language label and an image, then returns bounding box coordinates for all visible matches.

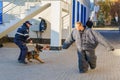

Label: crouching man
[62,22,114,73]
[14,21,32,64]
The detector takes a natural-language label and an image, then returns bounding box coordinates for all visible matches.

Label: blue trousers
[14,40,28,62]
[77,50,97,73]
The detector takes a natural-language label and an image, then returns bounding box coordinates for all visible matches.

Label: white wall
[8,0,71,40]
[8,0,52,39]
[7,0,90,40]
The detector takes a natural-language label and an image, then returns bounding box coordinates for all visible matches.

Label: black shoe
[18,60,28,64]
[79,70,88,73]
[0,43,3,48]
[90,66,96,70]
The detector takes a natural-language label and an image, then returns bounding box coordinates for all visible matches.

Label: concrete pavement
[0,31,120,80]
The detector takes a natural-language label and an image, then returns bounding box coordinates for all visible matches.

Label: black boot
[0,43,3,48]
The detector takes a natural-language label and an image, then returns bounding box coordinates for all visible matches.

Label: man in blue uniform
[14,21,32,64]
[62,22,114,73]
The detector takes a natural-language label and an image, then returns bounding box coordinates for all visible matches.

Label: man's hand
[29,40,33,43]
[111,48,114,51]
[108,46,114,51]
[43,45,50,50]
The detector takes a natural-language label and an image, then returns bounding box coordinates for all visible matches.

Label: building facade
[0,0,90,49]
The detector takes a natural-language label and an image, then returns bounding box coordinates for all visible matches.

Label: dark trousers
[77,50,97,73]
[14,40,28,62]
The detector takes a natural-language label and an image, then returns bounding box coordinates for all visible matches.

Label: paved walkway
[0,31,120,80]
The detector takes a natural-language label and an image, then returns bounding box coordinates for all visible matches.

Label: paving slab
[0,31,120,80]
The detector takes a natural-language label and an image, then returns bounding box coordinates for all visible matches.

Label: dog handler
[14,21,32,64]
[62,22,114,73]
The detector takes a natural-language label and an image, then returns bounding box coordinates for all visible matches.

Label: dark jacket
[14,24,30,42]
[39,19,47,32]
[86,20,93,28]
[63,28,114,51]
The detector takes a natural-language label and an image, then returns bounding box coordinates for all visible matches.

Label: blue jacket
[14,24,30,42]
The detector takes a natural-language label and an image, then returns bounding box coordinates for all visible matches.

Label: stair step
[25,5,40,15]
[30,6,36,8]
[0,3,51,38]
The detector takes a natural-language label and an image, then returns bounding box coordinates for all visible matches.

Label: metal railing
[0,0,16,11]
[0,0,41,23]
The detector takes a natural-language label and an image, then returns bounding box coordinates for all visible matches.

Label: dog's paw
[40,61,45,63]
[28,60,32,62]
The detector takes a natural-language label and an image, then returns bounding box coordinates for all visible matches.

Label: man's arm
[62,31,75,49]
[91,30,114,51]
[24,29,32,43]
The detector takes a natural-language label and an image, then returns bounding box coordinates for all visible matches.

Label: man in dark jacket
[14,21,32,64]
[62,22,114,73]
[39,17,47,32]
[86,18,93,28]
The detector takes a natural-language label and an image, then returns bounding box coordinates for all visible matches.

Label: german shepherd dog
[26,44,45,63]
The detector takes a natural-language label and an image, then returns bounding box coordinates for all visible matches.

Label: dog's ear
[36,44,39,47]
[36,44,38,46]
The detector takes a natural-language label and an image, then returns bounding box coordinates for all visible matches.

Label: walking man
[62,22,114,73]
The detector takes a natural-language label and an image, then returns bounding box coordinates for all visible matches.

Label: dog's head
[35,44,43,52]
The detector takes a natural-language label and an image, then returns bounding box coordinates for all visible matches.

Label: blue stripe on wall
[0,1,2,24]
[72,0,76,28]
[77,1,80,22]
[79,2,81,22]
[81,4,84,24]
[84,6,86,25]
